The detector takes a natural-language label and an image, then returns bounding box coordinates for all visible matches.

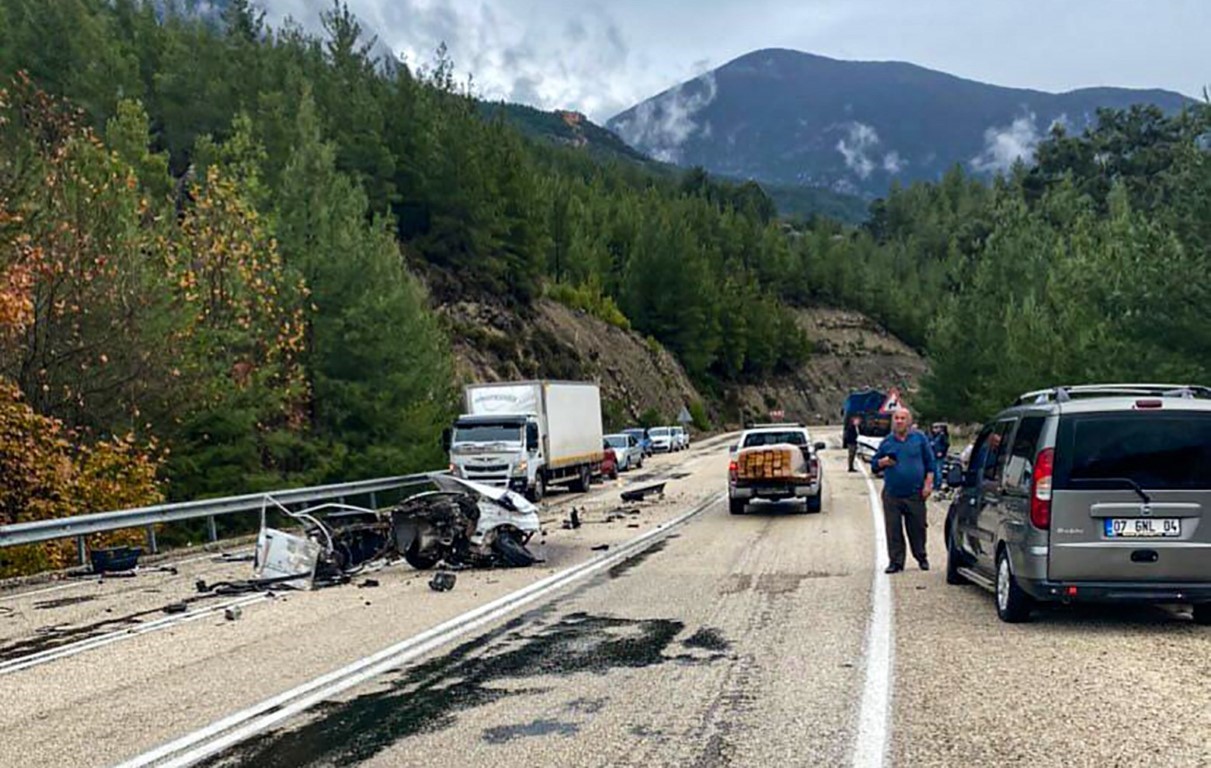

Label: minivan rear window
[1055,413,1211,490]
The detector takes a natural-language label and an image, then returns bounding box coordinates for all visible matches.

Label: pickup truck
[728,425,827,515]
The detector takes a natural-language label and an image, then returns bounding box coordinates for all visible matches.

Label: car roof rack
[745,422,806,429]
[1015,384,1211,405]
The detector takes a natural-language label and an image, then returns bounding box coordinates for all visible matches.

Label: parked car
[673,426,690,450]
[728,424,826,514]
[648,426,675,453]
[599,439,619,480]
[605,432,645,472]
[945,383,1211,625]
[622,427,653,457]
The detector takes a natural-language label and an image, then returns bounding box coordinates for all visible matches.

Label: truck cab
[447,414,542,497]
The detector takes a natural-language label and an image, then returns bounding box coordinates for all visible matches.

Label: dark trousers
[847,444,857,471]
[882,492,928,567]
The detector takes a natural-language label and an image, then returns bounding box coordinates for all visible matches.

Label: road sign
[879,389,901,414]
[677,406,693,424]
[770,409,785,420]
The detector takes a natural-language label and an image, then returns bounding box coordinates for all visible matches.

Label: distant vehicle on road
[445,381,604,502]
[843,388,898,437]
[672,426,690,451]
[648,426,675,453]
[728,425,827,515]
[599,439,619,480]
[605,433,645,472]
[622,427,653,457]
[945,383,1211,624]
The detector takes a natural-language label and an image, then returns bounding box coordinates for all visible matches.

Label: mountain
[606,49,1194,197]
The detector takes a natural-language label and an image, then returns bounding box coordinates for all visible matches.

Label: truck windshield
[453,424,523,444]
[1057,413,1211,490]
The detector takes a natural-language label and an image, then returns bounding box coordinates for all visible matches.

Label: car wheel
[637,456,644,469]
[403,540,440,570]
[492,531,536,568]
[729,497,746,515]
[1193,604,1211,626]
[609,466,619,480]
[945,513,970,586]
[805,489,823,513]
[995,549,1034,623]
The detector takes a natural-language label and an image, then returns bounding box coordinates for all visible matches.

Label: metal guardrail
[0,471,445,563]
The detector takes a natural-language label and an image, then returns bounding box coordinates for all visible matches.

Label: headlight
[516,460,528,474]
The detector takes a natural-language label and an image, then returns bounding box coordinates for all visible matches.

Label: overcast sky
[265,0,1210,122]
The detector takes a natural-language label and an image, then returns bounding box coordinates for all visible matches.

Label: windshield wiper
[1069,477,1152,504]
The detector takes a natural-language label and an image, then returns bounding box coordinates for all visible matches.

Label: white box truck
[445,381,605,501]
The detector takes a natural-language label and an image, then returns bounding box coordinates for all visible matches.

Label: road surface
[1,432,1207,767]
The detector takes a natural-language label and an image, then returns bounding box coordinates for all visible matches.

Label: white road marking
[114,492,724,768]
[852,463,893,768]
[0,594,270,676]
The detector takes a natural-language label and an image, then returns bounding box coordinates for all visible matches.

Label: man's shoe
[884,564,903,574]
[918,560,930,571]
[848,468,857,473]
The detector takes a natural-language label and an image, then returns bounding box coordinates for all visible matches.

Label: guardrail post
[76,535,87,566]
[207,515,218,543]
[370,491,378,510]
[145,525,158,554]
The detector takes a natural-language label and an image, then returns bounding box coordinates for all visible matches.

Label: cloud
[257,0,655,122]
[882,151,903,173]
[836,122,880,179]
[971,113,1040,173]
[609,72,718,162]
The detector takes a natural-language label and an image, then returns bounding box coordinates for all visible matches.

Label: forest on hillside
[796,104,1211,421]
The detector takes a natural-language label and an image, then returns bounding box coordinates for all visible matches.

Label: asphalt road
[3,433,1209,768]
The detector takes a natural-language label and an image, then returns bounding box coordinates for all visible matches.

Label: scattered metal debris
[620,482,666,503]
[591,544,610,552]
[162,602,188,614]
[429,572,457,592]
[224,606,242,621]
[561,508,582,530]
[90,546,142,574]
[358,579,380,589]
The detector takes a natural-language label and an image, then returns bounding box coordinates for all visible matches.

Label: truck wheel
[995,549,1034,623]
[527,475,545,503]
[571,466,591,493]
[729,498,746,515]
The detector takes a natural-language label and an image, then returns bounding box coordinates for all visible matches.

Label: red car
[599,439,619,480]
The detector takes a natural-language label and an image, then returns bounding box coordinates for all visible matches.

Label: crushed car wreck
[244,475,541,591]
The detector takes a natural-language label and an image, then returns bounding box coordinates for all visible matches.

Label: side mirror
[525,423,540,451]
[814,442,826,451]
[441,427,452,452]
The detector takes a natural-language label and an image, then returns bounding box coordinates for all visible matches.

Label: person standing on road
[871,407,937,574]
[843,416,861,472]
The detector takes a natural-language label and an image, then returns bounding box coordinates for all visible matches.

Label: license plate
[1104,518,1181,538]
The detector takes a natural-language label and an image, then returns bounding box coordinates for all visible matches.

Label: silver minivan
[945,384,1211,624]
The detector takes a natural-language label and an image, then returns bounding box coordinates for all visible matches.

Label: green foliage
[545,279,631,330]
[688,400,711,431]
[638,408,663,429]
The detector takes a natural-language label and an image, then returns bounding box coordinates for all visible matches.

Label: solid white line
[0,594,269,676]
[851,463,893,768]
[115,492,724,768]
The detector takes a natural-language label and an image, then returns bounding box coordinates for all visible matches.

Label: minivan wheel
[995,550,1034,623]
[1193,603,1211,626]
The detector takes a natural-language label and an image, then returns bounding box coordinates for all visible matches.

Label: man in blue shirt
[872,407,937,574]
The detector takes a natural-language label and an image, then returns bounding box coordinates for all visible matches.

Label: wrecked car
[251,475,541,590]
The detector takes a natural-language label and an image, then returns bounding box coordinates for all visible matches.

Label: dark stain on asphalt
[682,627,730,653]
[607,539,668,579]
[201,611,723,768]
[32,595,99,610]
[482,718,579,744]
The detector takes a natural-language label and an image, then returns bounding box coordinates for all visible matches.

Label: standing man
[871,407,937,574]
[843,416,861,472]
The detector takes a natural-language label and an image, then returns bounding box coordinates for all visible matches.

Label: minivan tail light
[1135,399,1163,409]
[1030,448,1054,530]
